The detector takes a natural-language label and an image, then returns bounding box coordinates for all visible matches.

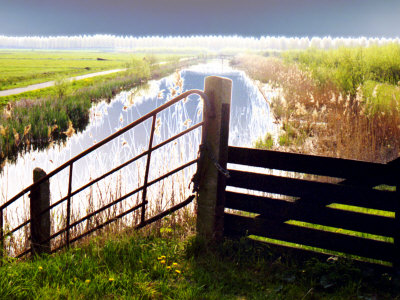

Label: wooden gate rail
[224,146,400,267]
[0,88,211,258]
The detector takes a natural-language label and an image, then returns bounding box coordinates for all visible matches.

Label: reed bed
[233,52,400,163]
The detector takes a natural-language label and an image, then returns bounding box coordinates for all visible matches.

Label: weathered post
[196,76,232,241]
[30,168,51,256]
[0,209,3,260]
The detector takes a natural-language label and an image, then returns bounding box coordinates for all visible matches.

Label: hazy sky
[1,0,399,37]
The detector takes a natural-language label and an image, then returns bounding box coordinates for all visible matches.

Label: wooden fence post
[30,168,51,256]
[0,208,3,261]
[196,76,232,241]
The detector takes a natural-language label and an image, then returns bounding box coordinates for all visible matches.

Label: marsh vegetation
[233,44,400,163]
[1,46,400,299]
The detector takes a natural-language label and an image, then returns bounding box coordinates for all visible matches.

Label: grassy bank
[0,50,184,91]
[0,55,195,167]
[232,44,400,163]
[1,219,399,299]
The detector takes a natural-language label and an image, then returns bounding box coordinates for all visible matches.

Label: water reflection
[0,60,276,246]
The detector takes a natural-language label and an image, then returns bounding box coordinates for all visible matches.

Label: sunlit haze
[0,0,399,37]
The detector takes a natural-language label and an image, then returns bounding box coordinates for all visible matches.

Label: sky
[0,0,399,37]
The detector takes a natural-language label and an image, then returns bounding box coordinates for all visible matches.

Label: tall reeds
[234,53,400,162]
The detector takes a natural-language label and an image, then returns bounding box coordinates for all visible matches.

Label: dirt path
[0,69,126,97]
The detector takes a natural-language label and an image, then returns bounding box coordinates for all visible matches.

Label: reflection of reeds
[1,87,202,257]
[0,58,188,170]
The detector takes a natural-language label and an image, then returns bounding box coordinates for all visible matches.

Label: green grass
[283,43,400,97]
[362,80,400,115]
[0,50,183,91]
[1,223,399,299]
[254,133,274,150]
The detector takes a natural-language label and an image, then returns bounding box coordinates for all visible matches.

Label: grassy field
[1,219,399,299]
[0,50,183,91]
[0,52,194,168]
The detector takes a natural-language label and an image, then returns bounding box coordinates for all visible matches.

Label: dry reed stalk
[235,54,400,163]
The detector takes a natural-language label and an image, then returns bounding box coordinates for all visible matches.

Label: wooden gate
[223,146,400,267]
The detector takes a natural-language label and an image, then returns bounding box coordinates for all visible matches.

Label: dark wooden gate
[224,146,400,266]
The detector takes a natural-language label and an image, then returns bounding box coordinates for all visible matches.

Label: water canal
[1,60,277,252]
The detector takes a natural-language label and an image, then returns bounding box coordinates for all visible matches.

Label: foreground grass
[1,224,399,299]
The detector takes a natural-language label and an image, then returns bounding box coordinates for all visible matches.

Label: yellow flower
[160,260,166,264]
[157,255,166,260]
[109,277,114,282]
[175,270,181,274]
[166,266,171,270]
[38,266,43,271]
[85,279,91,284]
[172,263,178,267]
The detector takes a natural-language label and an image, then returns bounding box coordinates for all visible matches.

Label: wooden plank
[227,170,397,212]
[394,158,400,268]
[225,191,396,237]
[228,146,397,186]
[224,213,394,262]
[249,237,393,270]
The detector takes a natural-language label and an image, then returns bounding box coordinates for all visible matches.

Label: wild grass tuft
[1,221,399,299]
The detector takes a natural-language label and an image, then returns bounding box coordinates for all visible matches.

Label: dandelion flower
[172,263,178,267]
[85,279,91,284]
[160,260,166,264]
[38,266,43,270]
[166,266,171,270]
[109,277,114,282]
[157,255,166,260]
[175,270,181,274]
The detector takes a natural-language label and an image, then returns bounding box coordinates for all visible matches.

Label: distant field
[0,50,180,91]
